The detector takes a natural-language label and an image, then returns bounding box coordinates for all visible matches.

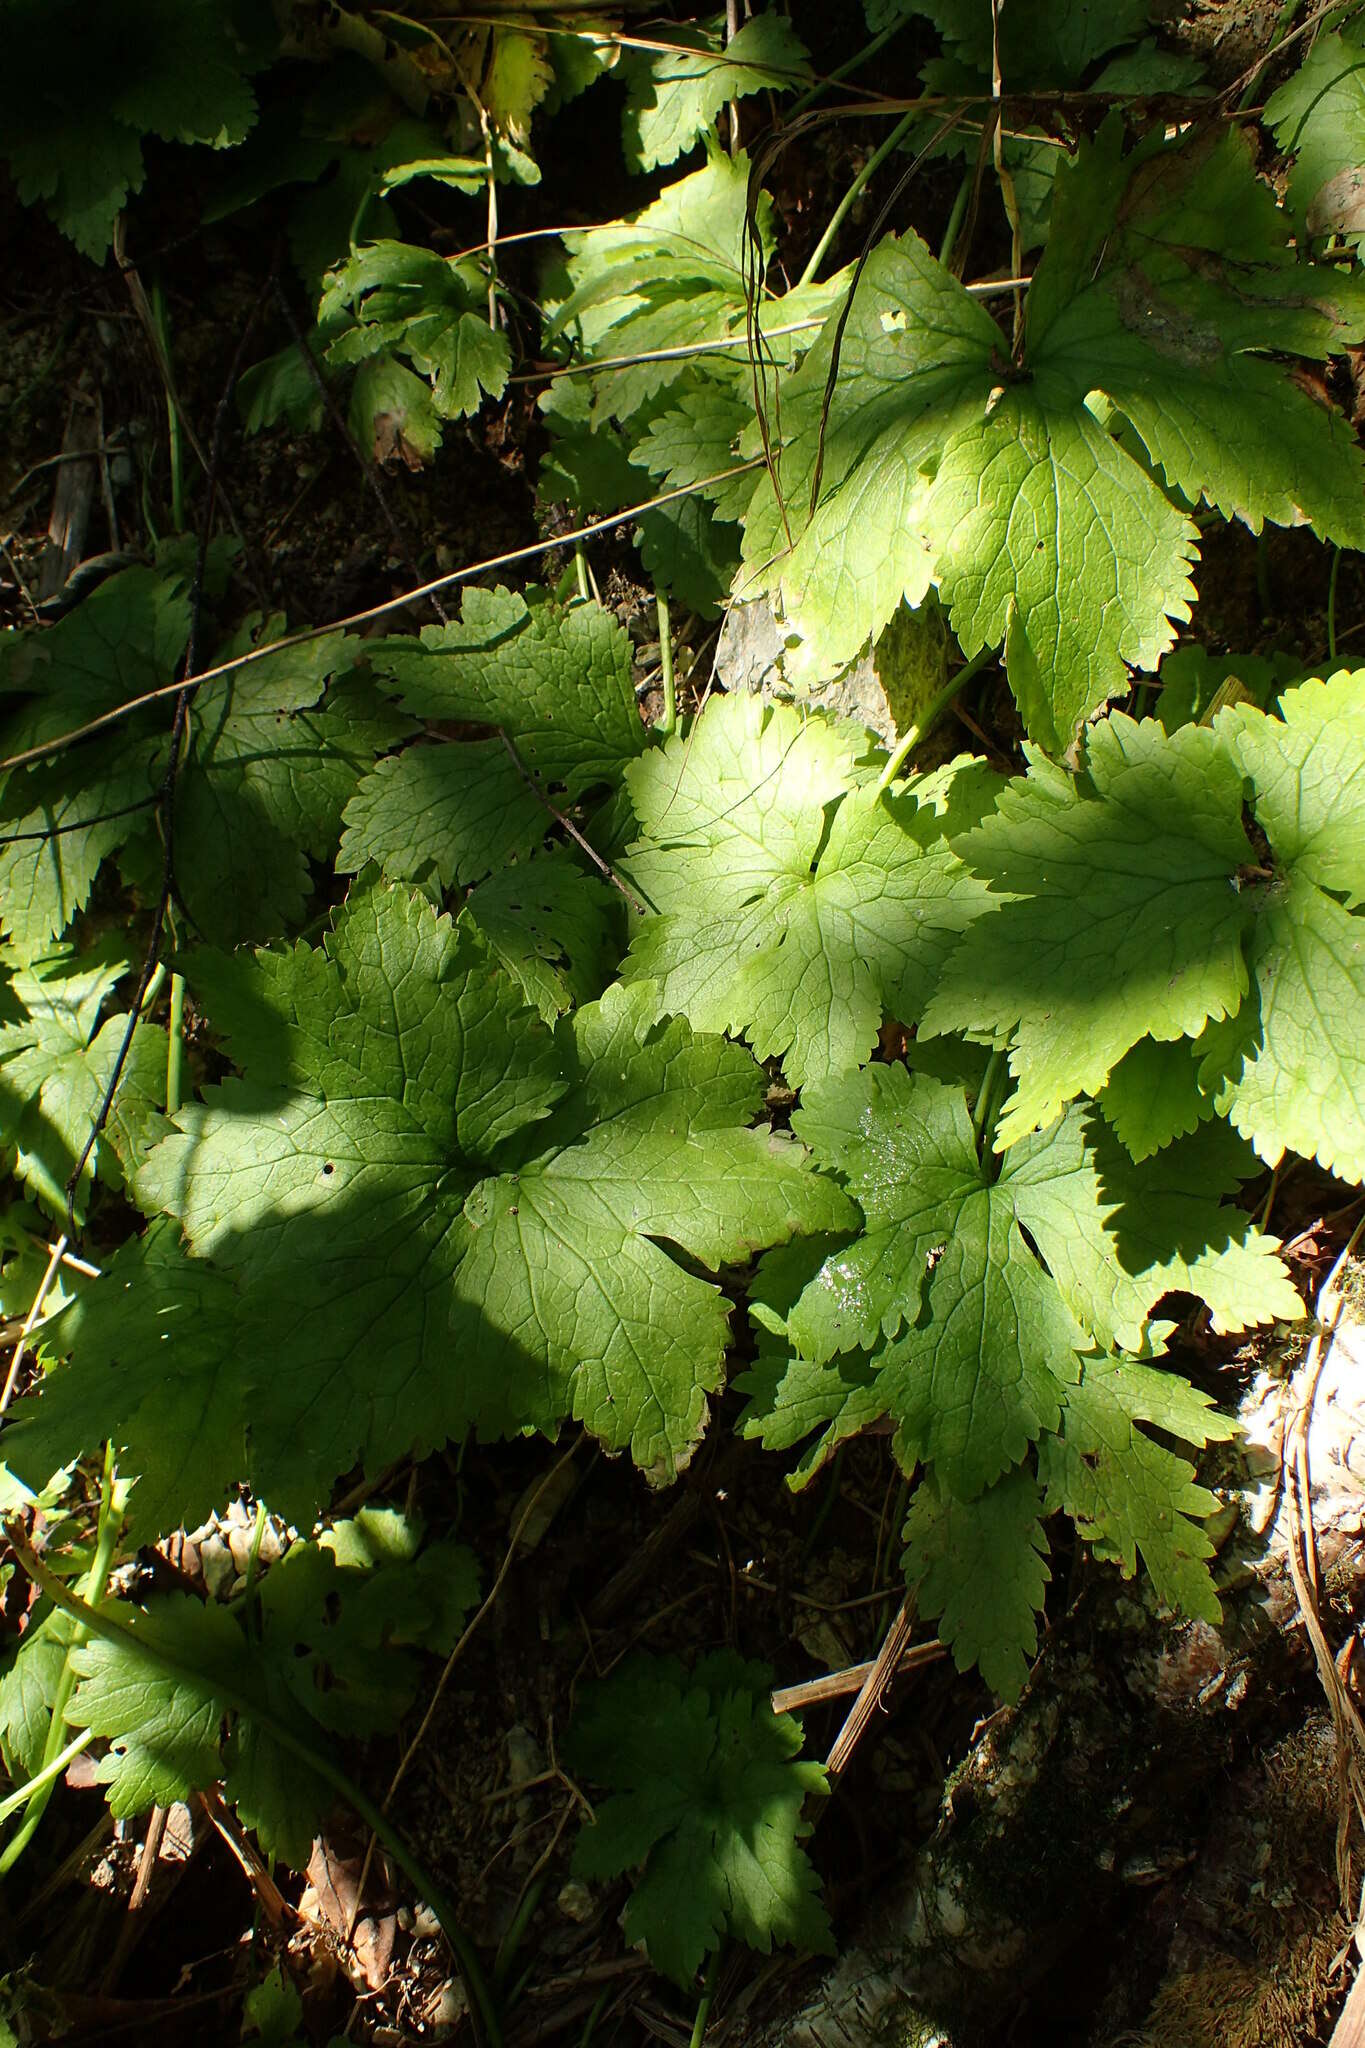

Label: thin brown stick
[771,1641,944,1715]
[198,1788,289,1928]
[498,732,648,915]
[0,463,763,777]
[127,1805,167,1914]
[349,1444,581,1934]
[824,1597,916,1779]
[0,1234,67,1413]
[97,1804,172,1995]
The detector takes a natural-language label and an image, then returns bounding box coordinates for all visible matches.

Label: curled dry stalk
[1280,1216,1365,1927]
[741,101,965,555]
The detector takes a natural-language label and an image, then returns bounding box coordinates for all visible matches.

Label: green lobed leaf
[129,883,850,1517]
[69,1600,240,1818]
[568,1651,833,1985]
[0,567,189,961]
[0,572,399,959]
[1222,671,1365,910]
[631,385,759,524]
[1200,674,1365,1182]
[1004,1115,1302,1349]
[1096,1037,1213,1161]
[321,241,510,436]
[0,0,261,257]
[1037,1355,1238,1620]
[769,1065,1086,1496]
[740,118,1365,746]
[0,948,170,1225]
[1266,18,1365,248]
[121,619,407,948]
[366,586,648,792]
[337,739,545,891]
[461,855,620,1021]
[64,1518,477,1865]
[749,1064,1293,1499]
[621,694,997,1087]
[919,0,1152,85]
[921,716,1254,1144]
[547,149,775,424]
[1202,869,1365,1186]
[7,1224,250,1545]
[622,15,811,172]
[0,1616,75,1779]
[902,1467,1050,1702]
[449,981,858,1478]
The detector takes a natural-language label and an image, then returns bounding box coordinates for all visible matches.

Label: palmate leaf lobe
[568,1652,833,1984]
[620,693,996,1086]
[740,118,1365,747]
[20,880,852,1528]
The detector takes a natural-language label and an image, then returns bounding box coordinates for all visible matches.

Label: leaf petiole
[876,640,996,792]
[656,592,676,737]
[0,1445,120,1873]
[166,971,185,1117]
[690,1944,722,2048]
[798,108,919,289]
[971,1048,1008,1159]
[0,1727,94,1826]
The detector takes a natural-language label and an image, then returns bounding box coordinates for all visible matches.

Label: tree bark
[747,1312,1365,2048]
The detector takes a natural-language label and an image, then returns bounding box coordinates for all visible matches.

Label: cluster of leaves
[0,0,609,264]
[5,565,1354,1696]
[1,0,1364,2008]
[567,1653,833,1984]
[732,115,1365,746]
[0,1506,477,1868]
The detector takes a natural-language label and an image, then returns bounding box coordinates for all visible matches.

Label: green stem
[149,282,184,535]
[690,1946,722,2048]
[140,961,168,1017]
[655,592,676,737]
[0,1729,95,1826]
[493,1873,545,1988]
[578,1987,611,2048]
[0,1447,120,1873]
[574,544,590,604]
[4,1524,502,2048]
[802,1444,845,1557]
[799,108,918,289]
[788,22,901,117]
[876,639,995,791]
[1258,1163,1280,1235]
[938,169,972,269]
[166,972,185,1117]
[1328,545,1342,664]
[971,1049,1006,1155]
